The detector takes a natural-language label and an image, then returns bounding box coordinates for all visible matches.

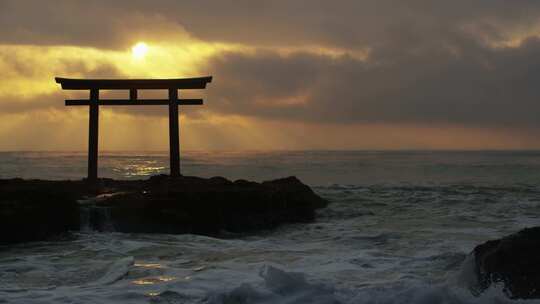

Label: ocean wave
[205,264,539,304]
[208,265,340,304]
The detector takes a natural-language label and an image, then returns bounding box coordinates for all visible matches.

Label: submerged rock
[0,175,328,245]
[473,227,540,299]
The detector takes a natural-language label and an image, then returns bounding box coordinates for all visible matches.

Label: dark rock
[473,227,540,299]
[0,175,328,244]
[0,180,80,245]
[100,175,328,234]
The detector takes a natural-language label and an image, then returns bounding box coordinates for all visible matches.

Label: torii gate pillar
[168,88,180,177]
[88,88,99,181]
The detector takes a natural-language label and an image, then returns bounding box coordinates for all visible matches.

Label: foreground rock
[0,175,328,245]
[473,227,540,299]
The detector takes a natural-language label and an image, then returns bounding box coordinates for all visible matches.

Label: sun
[132,42,149,60]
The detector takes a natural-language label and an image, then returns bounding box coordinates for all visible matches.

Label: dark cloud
[204,35,540,128]
[0,1,185,48]
[2,0,540,49]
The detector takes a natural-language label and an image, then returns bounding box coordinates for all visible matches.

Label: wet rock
[0,175,328,244]
[100,175,328,234]
[473,227,540,299]
[0,179,80,245]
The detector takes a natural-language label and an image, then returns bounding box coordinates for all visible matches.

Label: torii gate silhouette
[56,76,212,181]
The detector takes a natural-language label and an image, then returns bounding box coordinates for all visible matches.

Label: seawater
[1,151,540,303]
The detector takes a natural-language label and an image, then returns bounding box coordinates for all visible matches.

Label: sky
[1,0,540,151]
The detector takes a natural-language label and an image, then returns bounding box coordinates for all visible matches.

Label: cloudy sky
[2,0,540,150]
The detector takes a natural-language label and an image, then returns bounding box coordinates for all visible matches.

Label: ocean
[1,150,540,303]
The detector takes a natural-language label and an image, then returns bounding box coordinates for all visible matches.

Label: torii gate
[55,76,212,181]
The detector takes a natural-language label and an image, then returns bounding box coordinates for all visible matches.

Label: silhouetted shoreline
[0,175,328,245]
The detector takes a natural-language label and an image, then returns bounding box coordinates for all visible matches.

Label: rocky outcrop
[473,227,540,299]
[0,175,328,245]
[100,175,327,234]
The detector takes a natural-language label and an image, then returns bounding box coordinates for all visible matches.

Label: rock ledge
[0,175,328,245]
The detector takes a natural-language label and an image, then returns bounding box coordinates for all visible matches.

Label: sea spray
[77,193,124,232]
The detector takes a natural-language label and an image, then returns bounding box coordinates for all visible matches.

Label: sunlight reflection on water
[119,163,166,177]
[131,276,176,285]
[134,262,163,269]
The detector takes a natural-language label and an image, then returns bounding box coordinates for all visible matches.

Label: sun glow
[132,42,149,60]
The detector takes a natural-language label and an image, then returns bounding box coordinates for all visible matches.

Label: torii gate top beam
[55,76,212,90]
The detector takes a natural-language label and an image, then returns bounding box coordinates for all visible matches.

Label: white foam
[93,256,134,285]
[208,265,340,304]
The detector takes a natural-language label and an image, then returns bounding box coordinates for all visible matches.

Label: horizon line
[1,149,540,153]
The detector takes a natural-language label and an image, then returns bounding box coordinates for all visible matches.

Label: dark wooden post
[129,88,137,100]
[88,88,99,182]
[168,88,180,177]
